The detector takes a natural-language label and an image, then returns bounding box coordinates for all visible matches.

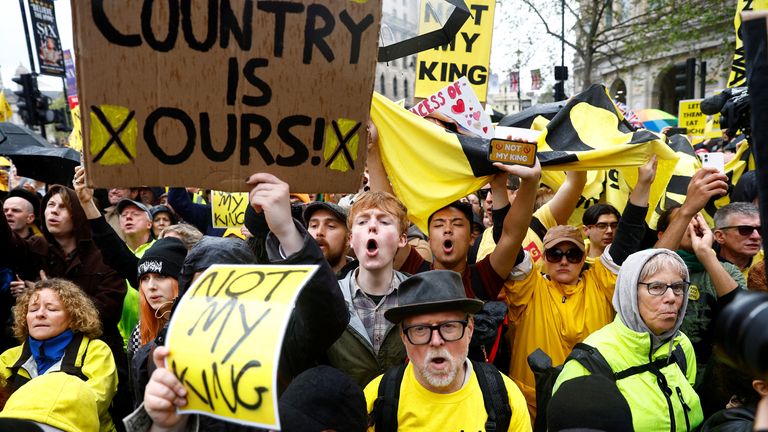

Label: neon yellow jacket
[554,316,703,431]
[0,335,118,432]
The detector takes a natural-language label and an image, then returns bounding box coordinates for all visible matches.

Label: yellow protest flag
[371,85,679,231]
[166,264,318,430]
[0,93,12,122]
[729,0,768,87]
[211,191,249,228]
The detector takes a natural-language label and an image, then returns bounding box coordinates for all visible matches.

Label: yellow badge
[688,284,700,301]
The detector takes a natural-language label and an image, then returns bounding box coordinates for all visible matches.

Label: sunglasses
[545,247,584,264]
[719,225,762,236]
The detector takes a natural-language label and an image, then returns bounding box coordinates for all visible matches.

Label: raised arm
[74,166,140,288]
[654,167,728,250]
[689,214,741,297]
[489,158,542,278]
[547,170,588,225]
[365,120,395,195]
[607,156,655,265]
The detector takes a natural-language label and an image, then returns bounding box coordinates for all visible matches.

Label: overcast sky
[0,0,570,94]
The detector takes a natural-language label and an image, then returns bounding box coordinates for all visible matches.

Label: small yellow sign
[166,264,318,430]
[211,191,249,228]
[323,118,360,172]
[678,99,721,144]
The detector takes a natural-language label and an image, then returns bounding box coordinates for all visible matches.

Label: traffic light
[36,95,54,125]
[12,73,38,127]
[52,108,72,132]
[673,58,695,100]
[554,81,566,102]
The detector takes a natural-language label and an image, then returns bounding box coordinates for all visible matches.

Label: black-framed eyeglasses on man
[402,319,469,345]
[718,225,762,236]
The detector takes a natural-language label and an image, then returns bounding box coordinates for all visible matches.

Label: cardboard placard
[166,264,318,430]
[72,1,381,192]
[488,139,536,166]
[211,191,249,228]
[409,77,494,138]
[678,99,721,144]
[414,0,495,102]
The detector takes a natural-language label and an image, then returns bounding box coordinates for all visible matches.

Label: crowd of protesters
[0,119,767,432]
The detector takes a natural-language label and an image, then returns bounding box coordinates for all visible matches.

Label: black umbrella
[498,101,568,128]
[378,0,471,62]
[0,144,80,186]
[0,122,52,152]
[0,122,80,185]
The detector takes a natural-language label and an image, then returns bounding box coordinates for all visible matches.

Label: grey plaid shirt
[350,270,400,354]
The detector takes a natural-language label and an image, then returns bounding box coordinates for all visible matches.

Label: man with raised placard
[129,172,348,431]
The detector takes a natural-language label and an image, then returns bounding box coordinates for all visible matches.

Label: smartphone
[488,138,537,167]
[664,127,688,136]
[701,152,725,174]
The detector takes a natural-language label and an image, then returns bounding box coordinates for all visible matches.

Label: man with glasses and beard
[364,270,531,432]
[502,157,658,421]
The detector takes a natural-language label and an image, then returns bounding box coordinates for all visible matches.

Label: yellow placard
[414,0,495,102]
[211,191,249,228]
[166,264,318,430]
[678,99,721,144]
[0,93,12,122]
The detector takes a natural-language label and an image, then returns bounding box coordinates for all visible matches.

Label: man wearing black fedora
[364,270,531,431]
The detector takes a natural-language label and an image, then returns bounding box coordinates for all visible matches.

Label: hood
[177,236,256,294]
[40,185,92,243]
[612,248,690,351]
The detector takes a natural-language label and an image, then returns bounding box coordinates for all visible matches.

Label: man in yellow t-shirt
[364,271,531,432]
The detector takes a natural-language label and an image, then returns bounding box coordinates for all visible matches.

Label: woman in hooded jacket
[553,248,704,431]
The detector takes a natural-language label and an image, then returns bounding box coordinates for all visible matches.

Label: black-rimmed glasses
[402,320,468,345]
[638,281,690,296]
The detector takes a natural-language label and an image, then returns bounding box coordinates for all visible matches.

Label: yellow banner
[211,191,249,228]
[166,264,317,430]
[415,0,495,102]
[729,0,768,87]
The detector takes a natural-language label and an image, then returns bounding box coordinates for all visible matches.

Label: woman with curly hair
[0,278,118,432]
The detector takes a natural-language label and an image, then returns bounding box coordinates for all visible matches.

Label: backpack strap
[566,343,615,378]
[614,344,688,381]
[370,364,406,432]
[472,360,511,432]
[8,341,33,391]
[58,333,89,381]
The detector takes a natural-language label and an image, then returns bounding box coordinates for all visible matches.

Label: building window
[380,74,386,94]
[393,77,399,98]
[404,78,409,100]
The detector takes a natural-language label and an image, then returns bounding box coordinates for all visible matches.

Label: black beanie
[137,237,187,280]
[547,375,633,431]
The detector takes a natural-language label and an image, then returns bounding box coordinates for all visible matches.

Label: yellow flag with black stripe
[0,93,12,122]
[370,84,678,231]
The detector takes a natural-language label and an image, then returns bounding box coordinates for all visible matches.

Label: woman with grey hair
[552,249,704,431]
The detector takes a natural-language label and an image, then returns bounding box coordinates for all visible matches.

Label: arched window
[393,77,399,99]
[380,74,386,94]
[404,78,409,100]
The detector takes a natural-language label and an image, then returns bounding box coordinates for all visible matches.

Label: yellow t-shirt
[504,252,619,419]
[364,362,531,432]
[476,205,557,271]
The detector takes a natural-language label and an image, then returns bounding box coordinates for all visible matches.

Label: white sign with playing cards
[409,76,494,139]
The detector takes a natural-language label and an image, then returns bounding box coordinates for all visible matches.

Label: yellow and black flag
[370,85,677,230]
